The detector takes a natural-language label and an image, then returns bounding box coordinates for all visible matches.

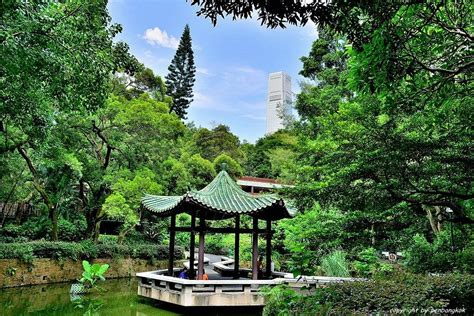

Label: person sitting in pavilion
[178,267,188,279]
[258,256,264,279]
[196,268,208,280]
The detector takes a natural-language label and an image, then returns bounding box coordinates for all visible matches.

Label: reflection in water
[0,278,262,316]
[0,278,178,316]
[72,297,104,316]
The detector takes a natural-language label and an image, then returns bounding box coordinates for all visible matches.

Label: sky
[108,0,317,143]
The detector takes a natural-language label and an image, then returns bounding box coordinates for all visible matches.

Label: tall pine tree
[165,25,196,119]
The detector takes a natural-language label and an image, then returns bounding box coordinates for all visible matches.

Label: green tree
[213,154,243,179]
[189,0,409,49]
[111,67,170,103]
[1,1,132,148]
[243,131,297,179]
[291,5,473,251]
[278,206,347,275]
[1,1,138,240]
[57,93,184,241]
[103,168,162,243]
[182,154,216,189]
[165,24,196,119]
[193,124,244,162]
[160,159,191,195]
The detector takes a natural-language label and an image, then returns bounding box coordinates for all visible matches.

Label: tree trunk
[50,205,58,241]
[370,222,376,246]
[86,185,107,242]
[435,206,443,232]
[90,205,106,243]
[117,226,132,244]
[79,179,86,213]
[17,146,57,240]
[425,206,443,234]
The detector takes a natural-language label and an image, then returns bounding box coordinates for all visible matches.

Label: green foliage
[79,260,109,290]
[292,7,473,238]
[213,154,243,178]
[204,234,230,256]
[0,216,86,242]
[278,205,346,275]
[0,241,184,263]
[242,131,297,179]
[262,285,316,316]
[352,247,393,277]
[165,24,196,119]
[321,250,350,277]
[2,0,124,143]
[193,124,244,162]
[160,159,191,194]
[182,154,216,189]
[58,216,88,242]
[103,168,162,243]
[264,273,474,315]
[112,67,169,102]
[404,232,474,274]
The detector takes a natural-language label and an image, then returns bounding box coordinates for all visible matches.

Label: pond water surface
[0,278,262,316]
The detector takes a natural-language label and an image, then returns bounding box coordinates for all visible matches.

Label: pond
[0,278,262,316]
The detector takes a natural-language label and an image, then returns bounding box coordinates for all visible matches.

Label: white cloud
[221,66,267,94]
[193,91,213,106]
[196,68,212,76]
[136,50,170,74]
[304,20,319,38]
[143,27,179,49]
[242,114,266,121]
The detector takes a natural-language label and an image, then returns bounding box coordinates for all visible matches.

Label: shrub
[58,216,87,242]
[0,217,50,240]
[205,234,231,255]
[277,206,347,276]
[0,241,184,263]
[98,234,119,244]
[321,250,350,277]
[404,232,472,274]
[0,216,87,242]
[263,273,474,315]
[352,247,393,277]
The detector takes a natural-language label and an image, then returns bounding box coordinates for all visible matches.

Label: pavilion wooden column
[252,216,259,280]
[197,216,205,280]
[265,220,272,277]
[189,212,196,278]
[168,214,176,276]
[233,214,240,279]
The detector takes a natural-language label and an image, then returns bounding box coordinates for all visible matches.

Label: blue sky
[108,0,317,143]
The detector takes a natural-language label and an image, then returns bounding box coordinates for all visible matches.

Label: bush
[0,215,87,242]
[263,273,474,315]
[352,247,393,277]
[205,234,231,255]
[405,232,473,273]
[0,241,184,263]
[58,215,87,242]
[0,217,50,240]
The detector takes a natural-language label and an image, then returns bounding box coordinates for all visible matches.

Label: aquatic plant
[78,260,109,291]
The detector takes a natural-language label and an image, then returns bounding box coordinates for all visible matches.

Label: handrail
[137,269,361,286]
[137,270,276,285]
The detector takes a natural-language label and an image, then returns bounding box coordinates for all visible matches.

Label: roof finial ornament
[221,162,227,171]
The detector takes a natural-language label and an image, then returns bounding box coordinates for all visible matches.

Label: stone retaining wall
[0,258,171,288]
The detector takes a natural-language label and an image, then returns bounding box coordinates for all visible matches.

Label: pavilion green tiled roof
[141,170,296,220]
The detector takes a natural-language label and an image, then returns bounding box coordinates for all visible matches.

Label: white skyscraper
[266,71,292,134]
